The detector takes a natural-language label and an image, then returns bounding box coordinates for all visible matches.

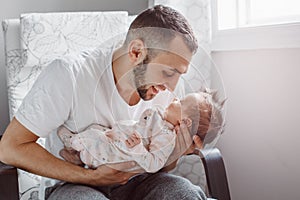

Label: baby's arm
[127,109,176,173]
[125,132,141,148]
[130,128,176,173]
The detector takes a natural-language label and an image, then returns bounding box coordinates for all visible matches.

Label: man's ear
[128,39,147,64]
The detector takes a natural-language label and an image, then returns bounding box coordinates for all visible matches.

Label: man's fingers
[106,161,136,171]
[178,125,191,145]
[170,120,194,160]
[193,135,203,149]
[179,120,193,144]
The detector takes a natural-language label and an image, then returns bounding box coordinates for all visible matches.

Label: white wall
[213,48,300,200]
[0,0,148,134]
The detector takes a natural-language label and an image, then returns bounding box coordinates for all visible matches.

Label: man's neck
[112,48,141,106]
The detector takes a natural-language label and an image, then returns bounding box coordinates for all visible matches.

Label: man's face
[133,36,193,101]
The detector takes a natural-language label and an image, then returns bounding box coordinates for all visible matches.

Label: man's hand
[89,161,144,186]
[191,135,204,155]
[59,147,145,186]
[164,119,193,167]
[162,120,205,172]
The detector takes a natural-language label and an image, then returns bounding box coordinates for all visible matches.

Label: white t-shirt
[15,45,180,195]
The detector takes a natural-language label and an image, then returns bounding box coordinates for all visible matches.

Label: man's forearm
[1,139,93,185]
[0,118,94,185]
[0,118,149,187]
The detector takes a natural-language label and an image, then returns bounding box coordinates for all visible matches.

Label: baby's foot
[57,126,74,150]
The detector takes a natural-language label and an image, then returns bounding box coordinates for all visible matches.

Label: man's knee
[158,173,206,199]
[136,172,207,200]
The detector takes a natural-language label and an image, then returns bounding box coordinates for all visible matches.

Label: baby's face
[164,94,199,126]
[164,98,182,125]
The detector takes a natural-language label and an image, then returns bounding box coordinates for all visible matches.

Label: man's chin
[137,88,155,101]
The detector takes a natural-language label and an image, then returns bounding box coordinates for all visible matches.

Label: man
[0,5,206,200]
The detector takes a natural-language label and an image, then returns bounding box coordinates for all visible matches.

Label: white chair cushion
[3,18,42,200]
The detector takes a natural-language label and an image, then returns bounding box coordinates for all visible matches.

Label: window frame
[211,0,300,51]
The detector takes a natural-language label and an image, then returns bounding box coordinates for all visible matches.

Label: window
[217,0,300,30]
[212,0,300,50]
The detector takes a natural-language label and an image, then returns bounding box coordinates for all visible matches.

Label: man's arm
[0,118,138,186]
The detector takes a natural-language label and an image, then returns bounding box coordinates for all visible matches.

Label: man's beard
[133,58,149,100]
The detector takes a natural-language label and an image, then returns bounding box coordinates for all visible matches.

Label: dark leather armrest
[0,135,19,200]
[198,148,231,200]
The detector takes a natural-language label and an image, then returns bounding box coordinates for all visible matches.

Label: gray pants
[47,172,206,200]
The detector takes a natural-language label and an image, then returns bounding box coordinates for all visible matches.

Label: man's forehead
[168,36,193,61]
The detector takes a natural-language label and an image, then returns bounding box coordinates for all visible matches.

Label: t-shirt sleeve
[15,59,74,138]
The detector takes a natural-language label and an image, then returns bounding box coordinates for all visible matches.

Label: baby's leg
[70,128,113,168]
[59,148,84,166]
[57,126,75,150]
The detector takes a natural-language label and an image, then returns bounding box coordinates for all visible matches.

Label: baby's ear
[182,118,192,128]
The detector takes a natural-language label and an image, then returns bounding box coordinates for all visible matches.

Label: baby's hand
[125,132,141,148]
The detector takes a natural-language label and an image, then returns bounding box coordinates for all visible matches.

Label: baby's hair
[188,88,226,145]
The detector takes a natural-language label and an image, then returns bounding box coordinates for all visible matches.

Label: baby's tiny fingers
[132,136,140,143]
[125,140,132,147]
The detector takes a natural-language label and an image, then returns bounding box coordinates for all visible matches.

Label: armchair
[0,153,19,200]
[1,11,230,200]
[0,134,230,200]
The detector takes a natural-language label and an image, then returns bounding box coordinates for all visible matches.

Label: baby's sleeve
[132,110,176,173]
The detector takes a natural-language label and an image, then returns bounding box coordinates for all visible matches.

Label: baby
[58,90,224,173]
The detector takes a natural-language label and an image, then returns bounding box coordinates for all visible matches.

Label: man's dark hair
[124,5,198,58]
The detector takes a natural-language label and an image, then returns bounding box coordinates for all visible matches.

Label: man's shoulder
[79,45,114,70]
[51,46,113,79]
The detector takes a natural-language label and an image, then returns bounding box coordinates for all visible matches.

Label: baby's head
[164,89,225,143]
